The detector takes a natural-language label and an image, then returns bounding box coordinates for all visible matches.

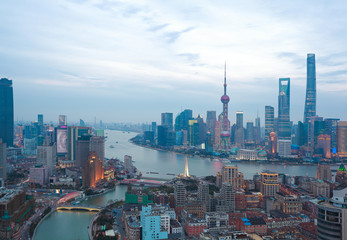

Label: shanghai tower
[304,53,316,123]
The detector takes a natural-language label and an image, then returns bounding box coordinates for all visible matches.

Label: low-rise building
[275,192,302,214]
[205,212,229,231]
[236,217,267,235]
[200,230,250,240]
[125,215,141,240]
[312,180,330,197]
[184,218,207,238]
[0,188,35,239]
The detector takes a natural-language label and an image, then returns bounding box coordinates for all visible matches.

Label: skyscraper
[37,114,44,136]
[216,64,231,151]
[304,53,316,124]
[236,111,243,129]
[246,122,254,143]
[337,121,347,157]
[260,171,279,197]
[67,126,92,161]
[324,118,339,153]
[254,116,261,144]
[278,78,291,140]
[82,151,104,188]
[37,143,57,176]
[0,78,14,147]
[188,119,199,146]
[161,113,173,130]
[0,139,7,180]
[234,111,244,147]
[265,106,274,142]
[175,109,193,131]
[174,181,186,207]
[58,115,67,126]
[206,111,216,141]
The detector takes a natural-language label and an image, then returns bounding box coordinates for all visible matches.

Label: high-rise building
[246,122,254,143]
[220,165,244,190]
[260,171,279,197]
[296,121,307,146]
[268,132,278,154]
[216,65,231,151]
[206,111,216,141]
[277,139,291,157]
[219,182,235,213]
[75,134,92,168]
[82,151,104,188]
[337,121,347,157]
[304,53,316,124]
[67,126,92,161]
[316,134,331,158]
[151,122,157,138]
[316,164,332,181]
[198,181,210,202]
[175,109,193,131]
[37,143,57,176]
[90,136,105,162]
[265,106,274,143]
[174,181,186,207]
[79,119,86,127]
[236,111,243,129]
[278,78,291,140]
[0,139,6,180]
[325,118,340,153]
[196,115,206,144]
[307,116,324,154]
[205,132,213,153]
[37,114,44,135]
[234,111,244,147]
[317,194,347,240]
[0,78,14,147]
[254,116,261,144]
[161,113,173,131]
[141,205,169,240]
[58,115,67,126]
[188,119,199,146]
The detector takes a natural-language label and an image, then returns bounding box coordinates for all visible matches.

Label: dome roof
[221,95,230,103]
[339,164,346,172]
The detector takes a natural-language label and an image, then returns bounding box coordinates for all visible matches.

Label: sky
[1,0,347,125]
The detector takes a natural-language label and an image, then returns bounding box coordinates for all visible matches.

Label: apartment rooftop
[0,188,23,204]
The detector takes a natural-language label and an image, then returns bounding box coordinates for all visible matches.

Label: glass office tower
[0,78,14,147]
[304,53,316,123]
[265,106,275,142]
[278,78,291,140]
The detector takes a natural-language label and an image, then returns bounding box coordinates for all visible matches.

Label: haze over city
[1,0,347,123]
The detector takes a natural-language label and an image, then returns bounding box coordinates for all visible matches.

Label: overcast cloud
[1,0,347,124]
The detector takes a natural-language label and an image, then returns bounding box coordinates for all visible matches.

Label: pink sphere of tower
[221,94,230,103]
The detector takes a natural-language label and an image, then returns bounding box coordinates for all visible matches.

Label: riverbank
[32,207,55,240]
[84,187,115,200]
[130,140,324,166]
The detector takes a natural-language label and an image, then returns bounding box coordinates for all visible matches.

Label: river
[35,130,321,239]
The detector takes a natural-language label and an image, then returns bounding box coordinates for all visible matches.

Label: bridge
[57,205,101,212]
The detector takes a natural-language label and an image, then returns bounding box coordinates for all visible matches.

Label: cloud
[163,27,195,43]
[148,23,170,32]
[1,0,347,122]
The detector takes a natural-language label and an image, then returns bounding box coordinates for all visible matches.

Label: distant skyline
[1,0,347,124]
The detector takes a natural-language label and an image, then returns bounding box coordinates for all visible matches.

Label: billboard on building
[57,128,67,153]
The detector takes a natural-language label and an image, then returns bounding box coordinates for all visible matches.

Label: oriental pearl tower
[217,63,231,151]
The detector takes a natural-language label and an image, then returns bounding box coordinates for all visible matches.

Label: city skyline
[1,1,347,123]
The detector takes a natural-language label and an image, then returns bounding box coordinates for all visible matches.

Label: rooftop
[126,215,141,228]
[0,188,24,203]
